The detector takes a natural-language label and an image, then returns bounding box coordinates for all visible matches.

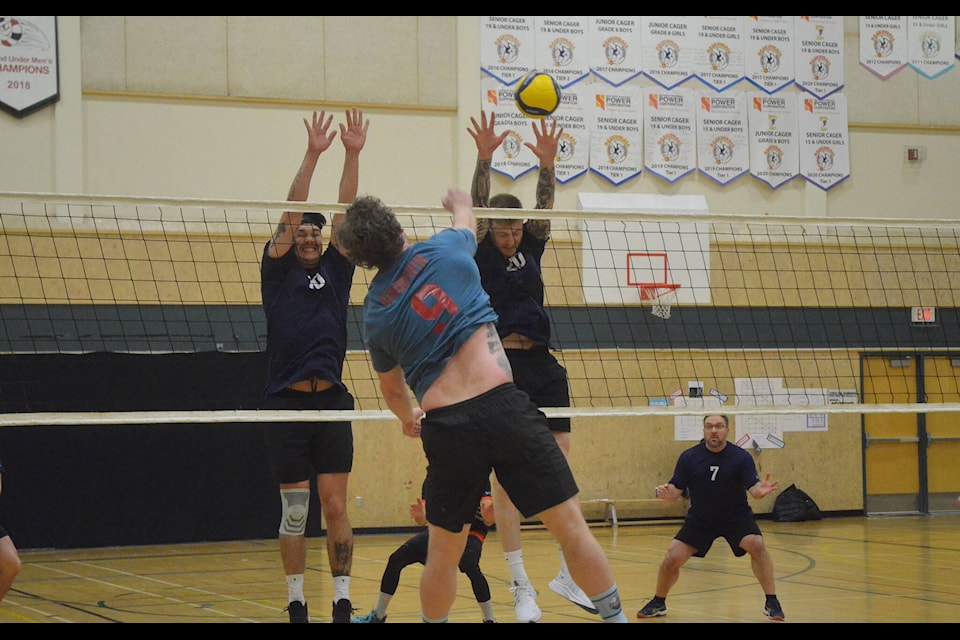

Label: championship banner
[859,16,908,79]
[907,16,956,79]
[589,16,643,87]
[799,93,849,191]
[644,86,697,183]
[693,16,746,92]
[480,76,538,180]
[0,16,59,119]
[589,82,643,185]
[794,16,844,99]
[551,82,589,184]
[535,16,591,89]
[748,93,800,190]
[480,16,536,85]
[696,91,749,186]
[641,16,695,89]
[744,16,795,94]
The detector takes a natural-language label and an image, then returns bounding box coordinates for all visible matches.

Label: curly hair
[336,195,406,270]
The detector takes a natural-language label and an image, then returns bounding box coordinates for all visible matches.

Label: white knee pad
[279,488,310,536]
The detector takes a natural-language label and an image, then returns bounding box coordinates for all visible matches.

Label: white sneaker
[549,571,599,614]
[510,580,542,623]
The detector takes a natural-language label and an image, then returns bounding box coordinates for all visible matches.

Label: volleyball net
[2,191,960,427]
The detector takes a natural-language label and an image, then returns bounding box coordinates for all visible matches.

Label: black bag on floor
[772,484,822,522]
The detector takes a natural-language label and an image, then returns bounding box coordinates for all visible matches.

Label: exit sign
[911,306,937,324]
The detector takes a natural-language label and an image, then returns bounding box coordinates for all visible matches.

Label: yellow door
[862,354,920,514]
[922,356,960,512]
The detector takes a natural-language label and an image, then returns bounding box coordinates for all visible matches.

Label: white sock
[286,574,305,604]
[479,599,495,621]
[334,575,350,603]
[505,550,530,583]
[558,547,571,578]
[374,592,393,618]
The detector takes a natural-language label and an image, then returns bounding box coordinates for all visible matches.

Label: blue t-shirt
[670,439,760,527]
[363,228,498,403]
[474,225,551,346]
[260,241,355,395]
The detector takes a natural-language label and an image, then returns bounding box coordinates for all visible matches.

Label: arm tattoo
[476,217,490,243]
[287,167,305,200]
[535,166,555,211]
[526,219,550,241]
[271,221,288,242]
[472,157,491,208]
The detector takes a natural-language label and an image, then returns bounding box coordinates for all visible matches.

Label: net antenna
[627,252,681,319]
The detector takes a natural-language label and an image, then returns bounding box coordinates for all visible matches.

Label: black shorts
[262,385,354,483]
[0,523,7,538]
[674,514,763,558]
[507,347,571,433]
[420,383,578,533]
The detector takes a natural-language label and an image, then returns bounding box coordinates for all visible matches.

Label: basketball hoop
[627,252,681,319]
[639,283,681,319]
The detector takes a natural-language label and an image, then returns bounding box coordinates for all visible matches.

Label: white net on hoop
[641,285,680,319]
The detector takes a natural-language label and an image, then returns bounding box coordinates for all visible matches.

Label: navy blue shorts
[674,514,763,558]
[420,383,578,533]
[507,347,571,433]
[262,385,354,483]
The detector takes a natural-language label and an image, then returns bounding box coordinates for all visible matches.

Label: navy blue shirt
[474,225,551,346]
[363,228,498,403]
[260,241,355,395]
[670,439,761,527]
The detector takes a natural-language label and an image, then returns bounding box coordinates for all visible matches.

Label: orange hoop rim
[638,283,681,301]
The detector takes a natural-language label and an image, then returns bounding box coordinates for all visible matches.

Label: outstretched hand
[303,110,337,155]
[442,187,472,212]
[467,110,509,160]
[339,107,369,155]
[757,473,780,498]
[525,117,562,168]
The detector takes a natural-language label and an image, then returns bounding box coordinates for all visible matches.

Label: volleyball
[514,71,561,118]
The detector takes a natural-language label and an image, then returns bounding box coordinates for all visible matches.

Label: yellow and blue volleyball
[514,71,561,118]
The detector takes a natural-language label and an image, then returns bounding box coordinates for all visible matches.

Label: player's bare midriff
[420,323,512,413]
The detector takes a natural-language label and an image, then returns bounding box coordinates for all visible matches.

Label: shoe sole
[636,609,667,618]
[548,579,599,614]
[765,612,785,621]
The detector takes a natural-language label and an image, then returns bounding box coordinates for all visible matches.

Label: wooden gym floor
[1,514,959,624]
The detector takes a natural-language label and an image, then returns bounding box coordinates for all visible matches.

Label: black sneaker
[284,600,309,623]
[332,598,353,623]
[763,601,785,621]
[636,598,667,618]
